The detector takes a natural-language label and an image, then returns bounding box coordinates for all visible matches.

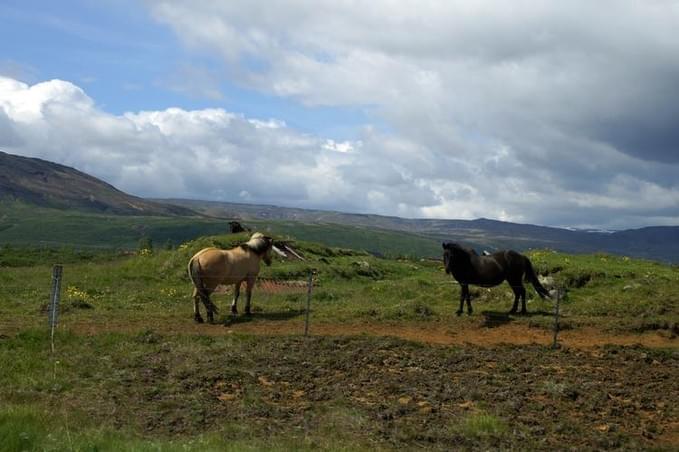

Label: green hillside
[0,201,441,257]
[165,198,679,263]
[2,149,678,262]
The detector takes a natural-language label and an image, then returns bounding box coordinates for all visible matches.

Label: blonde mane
[242,232,272,255]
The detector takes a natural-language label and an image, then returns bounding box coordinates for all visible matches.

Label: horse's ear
[442,242,449,249]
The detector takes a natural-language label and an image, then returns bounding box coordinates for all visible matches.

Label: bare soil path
[60,317,678,349]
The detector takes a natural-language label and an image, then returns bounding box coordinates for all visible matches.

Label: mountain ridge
[160,198,679,262]
[0,151,196,216]
[1,151,677,262]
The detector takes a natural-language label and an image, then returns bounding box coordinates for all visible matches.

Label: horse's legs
[204,293,216,323]
[231,281,242,315]
[465,286,473,315]
[457,284,468,316]
[193,287,216,323]
[509,284,522,314]
[192,288,204,323]
[519,286,527,314]
[205,298,214,323]
[244,277,255,316]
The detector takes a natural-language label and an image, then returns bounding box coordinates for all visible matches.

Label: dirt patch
[46,335,679,449]
[63,317,678,349]
[230,321,678,348]
[3,317,678,449]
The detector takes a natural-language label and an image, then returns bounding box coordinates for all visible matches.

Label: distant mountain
[0,151,196,216]
[162,199,679,263]
[2,151,676,262]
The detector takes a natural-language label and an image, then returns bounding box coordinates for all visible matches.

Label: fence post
[552,287,562,349]
[304,271,313,337]
[48,265,63,353]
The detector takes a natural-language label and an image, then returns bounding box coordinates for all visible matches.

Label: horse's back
[469,250,525,284]
[489,250,528,281]
[484,249,523,264]
[190,247,221,262]
[469,254,505,285]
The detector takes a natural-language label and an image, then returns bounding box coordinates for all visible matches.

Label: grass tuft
[459,412,510,437]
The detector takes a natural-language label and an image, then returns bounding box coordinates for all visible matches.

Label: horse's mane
[444,242,477,257]
[241,232,272,255]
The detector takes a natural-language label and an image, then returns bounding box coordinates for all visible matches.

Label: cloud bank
[0,76,440,219]
[2,0,679,229]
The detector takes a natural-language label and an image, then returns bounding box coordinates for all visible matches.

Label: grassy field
[3,232,676,331]
[1,232,678,450]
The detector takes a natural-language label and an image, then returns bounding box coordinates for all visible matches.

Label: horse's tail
[524,257,550,299]
[188,255,219,313]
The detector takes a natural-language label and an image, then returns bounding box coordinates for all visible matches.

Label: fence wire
[212,277,314,295]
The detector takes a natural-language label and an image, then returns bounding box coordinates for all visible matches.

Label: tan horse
[188,233,275,323]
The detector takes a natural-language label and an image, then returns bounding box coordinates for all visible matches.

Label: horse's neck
[465,254,481,269]
[245,250,263,268]
[227,248,259,264]
[451,254,477,278]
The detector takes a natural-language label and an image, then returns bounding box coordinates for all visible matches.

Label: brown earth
[3,314,677,449]
[65,331,679,449]
[61,317,678,349]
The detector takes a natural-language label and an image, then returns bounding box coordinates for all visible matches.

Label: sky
[1,0,678,230]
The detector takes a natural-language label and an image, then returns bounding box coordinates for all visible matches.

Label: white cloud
[323,139,356,153]
[141,0,679,228]
[2,26,679,233]
[0,76,436,216]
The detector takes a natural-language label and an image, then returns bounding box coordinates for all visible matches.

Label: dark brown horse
[442,242,550,315]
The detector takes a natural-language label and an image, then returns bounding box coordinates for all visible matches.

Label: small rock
[417,401,433,414]
[398,396,412,405]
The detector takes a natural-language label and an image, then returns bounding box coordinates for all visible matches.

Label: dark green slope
[1,151,677,262]
[0,151,194,216]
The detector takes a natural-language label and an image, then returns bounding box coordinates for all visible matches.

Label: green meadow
[1,232,678,450]
[2,232,677,331]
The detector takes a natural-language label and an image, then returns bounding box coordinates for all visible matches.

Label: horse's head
[442,242,466,274]
[245,233,275,266]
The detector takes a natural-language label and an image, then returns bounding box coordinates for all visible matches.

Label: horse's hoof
[245,310,252,317]
[508,310,517,315]
[456,310,463,316]
[467,310,473,316]
[231,307,238,316]
[194,316,204,324]
[520,310,528,315]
